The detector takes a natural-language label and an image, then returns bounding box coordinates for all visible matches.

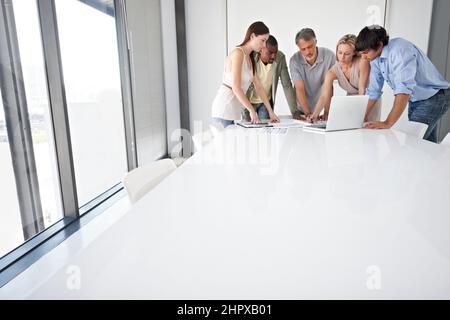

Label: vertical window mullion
[36,0,79,219]
[0,0,44,239]
[174,0,190,134]
[114,0,138,172]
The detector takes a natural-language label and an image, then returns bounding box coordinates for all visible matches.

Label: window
[0,0,132,265]
[55,1,128,207]
[0,1,65,258]
[0,0,166,286]
[13,0,63,229]
[0,93,23,258]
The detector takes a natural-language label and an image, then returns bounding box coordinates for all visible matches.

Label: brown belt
[222,83,232,90]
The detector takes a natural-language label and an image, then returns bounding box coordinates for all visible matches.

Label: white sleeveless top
[211,47,253,120]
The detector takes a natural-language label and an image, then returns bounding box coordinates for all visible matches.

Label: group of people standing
[211,21,450,143]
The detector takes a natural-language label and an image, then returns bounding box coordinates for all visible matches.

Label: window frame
[0,0,136,288]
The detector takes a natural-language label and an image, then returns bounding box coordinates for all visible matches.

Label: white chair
[192,130,214,153]
[440,132,450,146]
[209,122,224,138]
[172,157,187,166]
[393,120,428,139]
[380,89,428,139]
[123,158,177,204]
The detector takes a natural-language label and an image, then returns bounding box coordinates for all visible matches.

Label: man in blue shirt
[355,25,450,142]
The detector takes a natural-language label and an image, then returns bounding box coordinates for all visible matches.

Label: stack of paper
[261,127,288,134]
[271,119,312,128]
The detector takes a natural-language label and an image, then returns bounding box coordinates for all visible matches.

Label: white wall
[185,0,227,130]
[185,0,434,126]
[227,0,386,60]
[380,0,434,123]
[386,0,433,53]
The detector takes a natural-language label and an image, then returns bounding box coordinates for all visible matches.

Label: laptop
[304,95,369,132]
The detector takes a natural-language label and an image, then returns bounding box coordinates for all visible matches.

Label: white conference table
[2,126,450,299]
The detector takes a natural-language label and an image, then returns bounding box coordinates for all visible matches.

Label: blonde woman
[211,21,280,127]
[309,34,370,121]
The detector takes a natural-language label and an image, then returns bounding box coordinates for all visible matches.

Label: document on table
[260,127,288,134]
[271,119,313,128]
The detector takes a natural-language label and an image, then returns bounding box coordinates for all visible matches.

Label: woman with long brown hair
[211,21,280,127]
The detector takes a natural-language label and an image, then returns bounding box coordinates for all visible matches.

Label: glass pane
[55,0,128,207]
[0,0,65,258]
[0,92,23,258]
[13,0,64,229]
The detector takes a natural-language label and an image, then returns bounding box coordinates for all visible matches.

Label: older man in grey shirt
[289,28,335,118]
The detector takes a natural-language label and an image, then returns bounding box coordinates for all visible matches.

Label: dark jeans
[242,103,270,121]
[408,88,450,143]
[212,117,234,128]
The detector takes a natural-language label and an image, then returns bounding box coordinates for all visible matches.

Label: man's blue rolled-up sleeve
[390,48,417,96]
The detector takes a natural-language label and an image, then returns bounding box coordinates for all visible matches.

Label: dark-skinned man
[243,35,301,121]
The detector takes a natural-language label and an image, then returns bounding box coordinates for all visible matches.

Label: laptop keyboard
[309,121,327,128]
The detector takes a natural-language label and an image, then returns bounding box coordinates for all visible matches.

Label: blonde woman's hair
[336,34,357,60]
